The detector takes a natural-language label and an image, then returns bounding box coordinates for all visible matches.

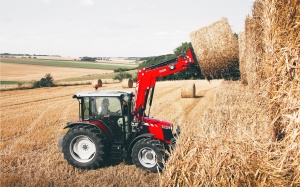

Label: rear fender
[64,122,113,145]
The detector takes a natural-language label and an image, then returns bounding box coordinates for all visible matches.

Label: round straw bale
[190,17,239,80]
[181,83,195,98]
[92,79,102,89]
[122,79,133,88]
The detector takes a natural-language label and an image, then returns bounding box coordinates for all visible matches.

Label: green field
[0,81,26,85]
[1,57,138,70]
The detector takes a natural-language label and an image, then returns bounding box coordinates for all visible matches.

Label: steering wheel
[109,110,121,116]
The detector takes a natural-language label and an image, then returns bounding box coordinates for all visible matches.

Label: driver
[98,98,110,119]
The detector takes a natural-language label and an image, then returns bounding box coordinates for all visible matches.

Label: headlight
[169,65,176,70]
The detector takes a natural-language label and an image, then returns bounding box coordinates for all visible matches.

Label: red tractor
[59,49,195,172]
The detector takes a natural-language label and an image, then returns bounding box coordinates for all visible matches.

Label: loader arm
[134,48,195,119]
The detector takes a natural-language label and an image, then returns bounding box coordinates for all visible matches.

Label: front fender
[128,133,155,153]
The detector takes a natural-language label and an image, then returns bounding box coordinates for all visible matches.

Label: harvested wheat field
[0,79,222,186]
[162,81,299,186]
[0,62,113,82]
[160,0,299,186]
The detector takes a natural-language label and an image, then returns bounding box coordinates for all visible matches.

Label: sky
[0,0,254,57]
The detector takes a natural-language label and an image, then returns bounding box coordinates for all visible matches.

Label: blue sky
[0,0,254,57]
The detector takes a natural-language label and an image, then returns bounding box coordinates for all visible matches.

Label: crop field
[58,69,138,82]
[0,58,138,90]
[0,79,222,186]
[0,62,113,82]
[0,62,117,90]
[18,56,137,65]
[1,57,138,70]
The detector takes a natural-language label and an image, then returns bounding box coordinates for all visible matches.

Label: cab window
[96,97,122,116]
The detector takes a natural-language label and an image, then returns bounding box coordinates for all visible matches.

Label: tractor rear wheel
[131,138,165,172]
[62,125,108,169]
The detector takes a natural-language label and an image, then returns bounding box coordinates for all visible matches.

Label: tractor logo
[159,69,167,73]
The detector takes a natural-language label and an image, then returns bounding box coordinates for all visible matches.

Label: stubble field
[0,62,113,82]
[0,79,222,186]
[0,58,139,90]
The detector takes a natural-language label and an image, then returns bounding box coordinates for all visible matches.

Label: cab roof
[73,90,134,98]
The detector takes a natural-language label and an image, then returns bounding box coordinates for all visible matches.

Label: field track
[0,79,222,186]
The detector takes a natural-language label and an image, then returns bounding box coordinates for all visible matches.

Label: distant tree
[81,56,97,62]
[113,68,137,72]
[234,33,238,39]
[32,74,55,88]
[174,42,192,56]
[113,72,132,81]
[138,54,176,69]
[164,42,204,80]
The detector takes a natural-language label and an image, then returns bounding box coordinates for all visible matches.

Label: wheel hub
[82,144,89,151]
[138,147,157,168]
[70,135,96,163]
[146,152,154,160]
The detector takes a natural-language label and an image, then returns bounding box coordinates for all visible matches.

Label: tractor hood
[141,117,173,129]
[140,117,174,143]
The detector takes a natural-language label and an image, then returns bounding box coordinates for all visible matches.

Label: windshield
[81,97,122,120]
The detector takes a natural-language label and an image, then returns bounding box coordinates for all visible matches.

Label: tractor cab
[72,90,134,142]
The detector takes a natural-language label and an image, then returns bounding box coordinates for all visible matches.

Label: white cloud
[80,0,95,7]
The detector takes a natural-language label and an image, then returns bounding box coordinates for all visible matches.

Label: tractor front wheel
[131,138,165,172]
[62,125,107,170]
